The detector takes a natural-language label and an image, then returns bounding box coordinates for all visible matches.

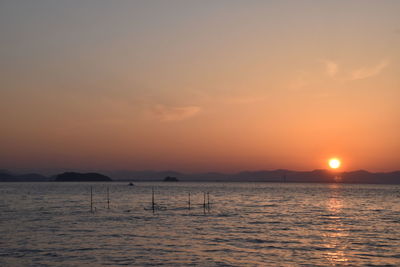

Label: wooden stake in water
[188,192,191,210]
[152,187,155,213]
[90,186,93,213]
[207,192,210,210]
[107,187,110,209]
[203,192,206,214]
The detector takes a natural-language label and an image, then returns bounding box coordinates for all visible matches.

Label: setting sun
[329,158,341,169]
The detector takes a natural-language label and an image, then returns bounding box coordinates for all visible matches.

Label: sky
[1,0,399,173]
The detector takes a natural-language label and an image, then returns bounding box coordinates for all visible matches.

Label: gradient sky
[1,0,399,173]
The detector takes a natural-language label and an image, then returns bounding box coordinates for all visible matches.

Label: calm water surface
[1,182,400,266]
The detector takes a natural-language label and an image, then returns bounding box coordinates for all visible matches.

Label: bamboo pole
[188,192,191,210]
[90,186,93,213]
[107,187,110,209]
[152,187,155,213]
[203,192,206,214]
[207,192,210,210]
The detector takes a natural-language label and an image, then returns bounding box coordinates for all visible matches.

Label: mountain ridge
[1,169,399,184]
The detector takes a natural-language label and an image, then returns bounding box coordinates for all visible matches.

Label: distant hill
[0,171,48,182]
[106,169,400,184]
[1,169,400,184]
[55,172,112,182]
[163,176,179,182]
[104,170,182,181]
[341,170,400,184]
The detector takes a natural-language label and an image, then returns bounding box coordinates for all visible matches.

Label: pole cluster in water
[89,186,211,214]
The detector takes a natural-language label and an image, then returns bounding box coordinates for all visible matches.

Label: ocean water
[0,182,400,266]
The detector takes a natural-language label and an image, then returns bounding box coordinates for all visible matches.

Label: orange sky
[1,1,399,173]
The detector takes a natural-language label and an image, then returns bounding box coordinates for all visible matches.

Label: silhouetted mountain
[1,169,399,184]
[0,169,13,175]
[341,170,400,184]
[104,170,182,181]
[108,169,400,184]
[0,171,14,181]
[163,176,179,182]
[0,171,48,182]
[55,172,112,182]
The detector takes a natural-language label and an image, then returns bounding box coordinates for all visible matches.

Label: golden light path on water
[324,184,349,264]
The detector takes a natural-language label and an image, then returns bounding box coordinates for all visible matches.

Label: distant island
[55,172,112,182]
[163,176,179,182]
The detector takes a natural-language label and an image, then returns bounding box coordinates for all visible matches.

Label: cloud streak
[350,60,389,80]
[150,105,201,122]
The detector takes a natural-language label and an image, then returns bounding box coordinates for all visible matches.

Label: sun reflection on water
[323,184,350,265]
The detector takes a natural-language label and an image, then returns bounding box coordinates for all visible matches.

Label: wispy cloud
[323,60,338,77]
[350,60,389,80]
[150,105,201,121]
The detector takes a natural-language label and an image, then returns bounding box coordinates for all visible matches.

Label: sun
[329,158,341,169]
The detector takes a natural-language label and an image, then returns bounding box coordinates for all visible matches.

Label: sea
[1,182,399,266]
